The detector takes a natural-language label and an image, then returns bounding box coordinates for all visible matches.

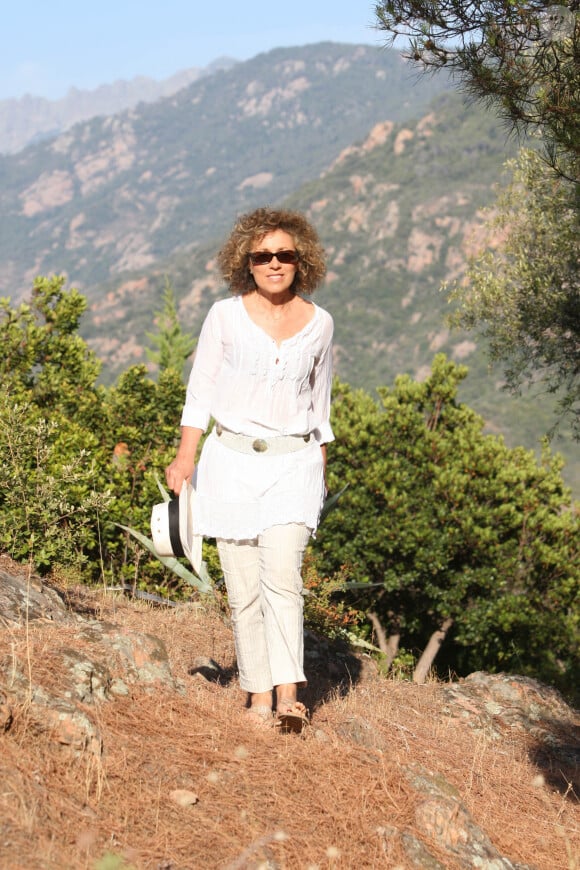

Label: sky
[1,1,384,101]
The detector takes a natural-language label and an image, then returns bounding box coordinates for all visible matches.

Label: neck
[254,289,295,309]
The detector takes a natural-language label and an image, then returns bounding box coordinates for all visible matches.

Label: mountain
[81,87,579,491]
[84,89,513,380]
[0,42,577,492]
[0,43,450,302]
[0,57,237,155]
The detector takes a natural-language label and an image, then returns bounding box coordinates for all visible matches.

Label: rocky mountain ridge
[0,57,237,155]
[0,43,450,302]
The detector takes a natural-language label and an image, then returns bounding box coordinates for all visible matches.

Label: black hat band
[167,498,185,558]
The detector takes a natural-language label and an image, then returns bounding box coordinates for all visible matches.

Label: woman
[165,207,333,732]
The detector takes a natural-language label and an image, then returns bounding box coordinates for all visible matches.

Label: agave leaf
[320,484,349,524]
[116,523,213,594]
[346,631,383,655]
[154,473,171,502]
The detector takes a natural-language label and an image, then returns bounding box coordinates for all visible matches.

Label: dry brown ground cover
[0,574,578,870]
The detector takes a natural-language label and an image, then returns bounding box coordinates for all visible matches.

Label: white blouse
[180,295,334,540]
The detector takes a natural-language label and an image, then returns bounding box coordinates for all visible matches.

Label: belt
[214,423,313,455]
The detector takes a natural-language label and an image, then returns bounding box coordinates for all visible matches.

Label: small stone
[169,789,199,807]
[234,745,249,759]
[189,657,224,681]
[532,774,545,788]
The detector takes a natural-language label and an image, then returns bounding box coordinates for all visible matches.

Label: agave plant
[117,475,212,595]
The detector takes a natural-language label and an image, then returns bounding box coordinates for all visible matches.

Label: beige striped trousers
[217,523,311,694]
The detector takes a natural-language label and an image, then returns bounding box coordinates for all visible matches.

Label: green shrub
[316,356,579,696]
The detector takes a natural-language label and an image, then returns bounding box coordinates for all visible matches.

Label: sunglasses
[249,250,299,266]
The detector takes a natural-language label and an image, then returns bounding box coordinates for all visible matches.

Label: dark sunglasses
[249,250,299,266]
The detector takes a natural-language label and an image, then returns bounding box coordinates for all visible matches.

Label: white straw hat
[150,481,202,574]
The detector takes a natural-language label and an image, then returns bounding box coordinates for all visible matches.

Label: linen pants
[217,523,311,694]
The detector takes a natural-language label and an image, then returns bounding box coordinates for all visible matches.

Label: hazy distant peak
[0,56,239,155]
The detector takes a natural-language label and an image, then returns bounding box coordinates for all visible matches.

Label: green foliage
[145,277,196,378]
[93,852,135,870]
[316,356,579,695]
[448,148,580,439]
[0,275,104,424]
[374,0,580,180]
[0,277,190,588]
[302,554,362,640]
[0,397,112,570]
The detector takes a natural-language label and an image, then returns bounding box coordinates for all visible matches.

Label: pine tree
[145,278,196,377]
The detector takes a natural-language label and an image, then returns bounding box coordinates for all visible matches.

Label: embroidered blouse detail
[181,296,334,443]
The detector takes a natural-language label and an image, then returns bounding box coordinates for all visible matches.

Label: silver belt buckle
[252,438,268,453]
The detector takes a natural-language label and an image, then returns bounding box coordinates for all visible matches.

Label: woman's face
[249,229,298,298]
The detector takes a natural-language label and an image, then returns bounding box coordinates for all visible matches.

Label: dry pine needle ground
[0,585,578,870]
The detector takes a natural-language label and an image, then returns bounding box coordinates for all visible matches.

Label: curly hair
[216,207,327,295]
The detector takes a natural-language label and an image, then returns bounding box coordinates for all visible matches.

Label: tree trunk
[412,617,454,684]
[368,611,401,671]
[385,631,401,670]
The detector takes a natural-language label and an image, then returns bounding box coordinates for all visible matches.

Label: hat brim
[179,481,202,575]
[150,482,202,575]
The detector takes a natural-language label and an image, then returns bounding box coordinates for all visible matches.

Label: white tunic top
[180,295,334,540]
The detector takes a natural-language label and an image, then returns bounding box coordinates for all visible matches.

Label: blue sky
[1,1,383,100]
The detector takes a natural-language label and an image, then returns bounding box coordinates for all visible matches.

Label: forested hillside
[0,42,577,488]
[0,43,448,300]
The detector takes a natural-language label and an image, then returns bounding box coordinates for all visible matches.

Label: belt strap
[214,423,312,455]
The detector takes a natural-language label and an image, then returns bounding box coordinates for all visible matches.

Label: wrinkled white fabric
[181,295,334,540]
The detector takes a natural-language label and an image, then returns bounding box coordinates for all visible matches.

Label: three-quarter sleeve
[180,304,224,431]
[311,313,335,445]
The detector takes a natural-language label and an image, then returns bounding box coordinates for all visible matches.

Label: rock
[0,568,71,624]
[403,763,533,869]
[0,563,181,757]
[0,689,13,731]
[40,700,102,755]
[336,715,390,752]
[169,789,199,808]
[441,672,580,796]
[188,655,224,682]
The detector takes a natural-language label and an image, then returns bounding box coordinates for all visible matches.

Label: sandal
[275,698,310,734]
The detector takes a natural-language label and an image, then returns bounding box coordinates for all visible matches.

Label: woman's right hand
[165,457,195,495]
[165,426,204,494]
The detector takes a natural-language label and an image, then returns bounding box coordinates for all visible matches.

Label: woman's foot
[244,691,274,729]
[275,697,309,733]
[244,705,274,728]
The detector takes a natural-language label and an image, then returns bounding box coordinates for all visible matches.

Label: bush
[316,356,579,695]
